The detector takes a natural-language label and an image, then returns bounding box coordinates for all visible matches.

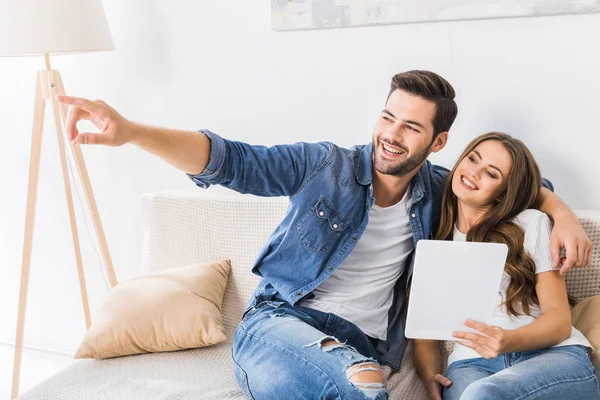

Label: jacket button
[411,213,416,218]
[332,223,338,229]
[319,211,325,216]
[352,236,357,241]
[329,266,334,271]
[296,291,302,296]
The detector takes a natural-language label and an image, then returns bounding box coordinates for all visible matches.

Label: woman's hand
[452,320,514,359]
[425,373,452,400]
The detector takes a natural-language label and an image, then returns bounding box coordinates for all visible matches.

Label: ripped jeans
[232,300,388,400]
[443,345,599,400]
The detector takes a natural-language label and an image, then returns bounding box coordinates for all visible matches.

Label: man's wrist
[128,121,147,146]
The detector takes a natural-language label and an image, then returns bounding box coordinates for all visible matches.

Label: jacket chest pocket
[295,197,349,253]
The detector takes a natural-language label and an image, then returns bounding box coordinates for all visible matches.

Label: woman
[413,132,598,400]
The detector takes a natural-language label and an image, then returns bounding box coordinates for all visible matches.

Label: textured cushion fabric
[75,260,231,359]
[18,343,245,400]
[564,212,600,301]
[16,192,600,400]
[571,295,600,377]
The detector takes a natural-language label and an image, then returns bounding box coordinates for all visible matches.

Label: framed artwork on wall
[271,0,600,31]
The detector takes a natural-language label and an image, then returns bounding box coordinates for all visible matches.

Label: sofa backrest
[140,191,288,336]
[140,191,600,338]
[564,211,600,300]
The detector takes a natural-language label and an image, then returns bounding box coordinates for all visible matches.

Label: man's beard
[373,138,432,177]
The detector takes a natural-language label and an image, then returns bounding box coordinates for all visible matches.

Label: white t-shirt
[448,209,592,366]
[302,187,414,340]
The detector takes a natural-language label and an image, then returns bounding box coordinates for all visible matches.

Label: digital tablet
[405,240,508,341]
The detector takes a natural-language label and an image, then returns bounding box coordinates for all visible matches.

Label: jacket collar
[356,142,373,186]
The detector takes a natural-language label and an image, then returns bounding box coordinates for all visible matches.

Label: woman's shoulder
[513,209,551,231]
[512,210,556,273]
[513,210,553,256]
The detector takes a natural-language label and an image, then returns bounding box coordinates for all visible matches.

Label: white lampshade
[0,0,114,56]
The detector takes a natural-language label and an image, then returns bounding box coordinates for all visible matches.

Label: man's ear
[430,131,448,154]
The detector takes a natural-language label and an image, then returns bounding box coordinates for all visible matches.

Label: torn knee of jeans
[303,336,344,350]
[346,361,387,390]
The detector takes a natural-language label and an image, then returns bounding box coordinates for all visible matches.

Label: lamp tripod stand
[11,54,118,399]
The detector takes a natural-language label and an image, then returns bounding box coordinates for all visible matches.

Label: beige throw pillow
[571,295,600,377]
[75,259,231,359]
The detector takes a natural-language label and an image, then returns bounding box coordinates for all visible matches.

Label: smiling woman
[413,132,599,400]
[452,139,512,210]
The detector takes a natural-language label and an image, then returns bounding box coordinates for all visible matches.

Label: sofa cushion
[138,192,289,339]
[18,343,245,400]
[75,260,231,359]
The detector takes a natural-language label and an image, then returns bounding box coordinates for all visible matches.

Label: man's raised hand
[55,95,134,146]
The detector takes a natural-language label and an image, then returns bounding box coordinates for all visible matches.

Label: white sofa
[17,191,600,400]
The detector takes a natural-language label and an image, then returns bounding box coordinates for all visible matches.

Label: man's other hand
[550,214,593,275]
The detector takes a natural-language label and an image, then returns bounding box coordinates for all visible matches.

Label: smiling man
[57,70,591,399]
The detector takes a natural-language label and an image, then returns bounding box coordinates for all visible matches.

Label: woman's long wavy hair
[435,132,573,316]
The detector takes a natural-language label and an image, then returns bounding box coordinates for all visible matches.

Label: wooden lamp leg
[11,59,118,399]
[56,75,118,288]
[11,72,46,400]
[45,70,92,330]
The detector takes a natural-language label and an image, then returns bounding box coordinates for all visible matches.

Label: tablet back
[405,240,508,341]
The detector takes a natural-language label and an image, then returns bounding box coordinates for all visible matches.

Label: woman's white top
[447,209,592,366]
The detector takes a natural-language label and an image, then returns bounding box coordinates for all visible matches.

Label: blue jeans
[232,300,388,399]
[443,345,599,400]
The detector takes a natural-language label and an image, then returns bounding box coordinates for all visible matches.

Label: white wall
[1,0,599,355]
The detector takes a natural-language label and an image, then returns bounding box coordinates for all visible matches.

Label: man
[57,70,591,399]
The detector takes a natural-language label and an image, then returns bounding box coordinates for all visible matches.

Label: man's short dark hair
[388,70,458,138]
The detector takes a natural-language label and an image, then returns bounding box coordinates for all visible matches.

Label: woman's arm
[414,339,452,400]
[414,339,442,383]
[453,271,572,357]
[504,270,572,352]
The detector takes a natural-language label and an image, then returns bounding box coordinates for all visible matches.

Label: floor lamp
[0,1,118,398]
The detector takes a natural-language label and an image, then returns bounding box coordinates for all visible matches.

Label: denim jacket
[187,130,551,369]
